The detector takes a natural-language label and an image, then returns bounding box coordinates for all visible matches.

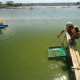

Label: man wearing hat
[57,22,80,44]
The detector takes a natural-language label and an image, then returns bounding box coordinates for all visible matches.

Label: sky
[0,0,80,3]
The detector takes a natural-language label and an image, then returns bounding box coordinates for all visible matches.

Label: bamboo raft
[66,33,80,80]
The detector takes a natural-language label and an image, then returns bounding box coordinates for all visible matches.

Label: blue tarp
[0,24,8,29]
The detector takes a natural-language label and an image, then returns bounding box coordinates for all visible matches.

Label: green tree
[6,1,14,6]
[77,2,80,5]
[0,2,2,5]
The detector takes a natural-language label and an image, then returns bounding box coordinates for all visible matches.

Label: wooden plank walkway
[66,32,80,80]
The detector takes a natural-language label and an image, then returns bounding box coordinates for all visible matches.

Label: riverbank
[0,3,80,9]
[0,5,80,9]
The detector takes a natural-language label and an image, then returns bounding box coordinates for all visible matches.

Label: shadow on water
[66,49,76,80]
[48,48,76,80]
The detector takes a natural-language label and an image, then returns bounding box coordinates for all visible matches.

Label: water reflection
[54,75,67,80]
[49,63,58,70]
[0,7,80,20]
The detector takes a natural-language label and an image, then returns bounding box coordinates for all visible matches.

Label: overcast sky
[1,0,80,3]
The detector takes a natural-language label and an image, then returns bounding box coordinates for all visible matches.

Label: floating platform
[66,32,80,80]
[48,46,67,58]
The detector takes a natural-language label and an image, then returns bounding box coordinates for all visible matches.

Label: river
[0,7,80,80]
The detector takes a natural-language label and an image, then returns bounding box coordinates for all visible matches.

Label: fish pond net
[48,46,67,59]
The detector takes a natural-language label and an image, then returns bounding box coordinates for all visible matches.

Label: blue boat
[0,24,8,29]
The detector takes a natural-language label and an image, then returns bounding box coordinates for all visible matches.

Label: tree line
[0,1,80,8]
[0,1,23,8]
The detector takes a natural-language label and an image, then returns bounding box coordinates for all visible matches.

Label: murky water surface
[0,7,80,80]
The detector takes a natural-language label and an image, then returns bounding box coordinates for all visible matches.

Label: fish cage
[48,46,67,59]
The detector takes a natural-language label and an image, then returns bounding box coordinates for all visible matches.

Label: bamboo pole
[66,32,80,80]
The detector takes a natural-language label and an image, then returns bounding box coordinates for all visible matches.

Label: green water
[0,7,80,80]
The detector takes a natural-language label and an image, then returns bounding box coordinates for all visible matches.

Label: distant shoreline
[0,3,80,9]
[0,6,79,9]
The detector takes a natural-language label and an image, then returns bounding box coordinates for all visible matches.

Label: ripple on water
[0,27,16,43]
